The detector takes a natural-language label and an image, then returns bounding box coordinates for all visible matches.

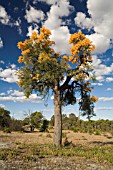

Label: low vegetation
[0,143,113,164]
[0,130,113,165]
[0,107,113,136]
[0,107,113,169]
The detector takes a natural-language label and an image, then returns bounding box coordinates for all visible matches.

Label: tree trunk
[54,89,62,147]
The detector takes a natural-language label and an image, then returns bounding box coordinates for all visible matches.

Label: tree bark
[54,89,62,147]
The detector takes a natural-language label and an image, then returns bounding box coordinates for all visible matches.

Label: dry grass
[0,131,52,147]
[0,130,113,169]
[0,130,113,147]
[63,130,113,146]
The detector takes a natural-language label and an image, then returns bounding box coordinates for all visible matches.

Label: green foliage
[62,133,67,138]
[40,119,49,132]
[79,94,96,121]
[11,119,23,132]
[46,133,52,138]
[1,144,113,164]
[95,130,101,135]
[0,107,11,130]
[3,127,11,133]
[22,117,29,126]
[50,114,113,135]
[30,111,43,129]
[63,137,73,147]
[49,115,54,126]
[17,27,97,120]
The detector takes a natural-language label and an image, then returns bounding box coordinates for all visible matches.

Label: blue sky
[0,0,113,120]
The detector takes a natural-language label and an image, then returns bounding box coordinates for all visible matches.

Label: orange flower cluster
[38,52,57,63]
[69,31,95,56]
[70,45,79,55]
[69,56,78,64]
[69,56,73,61]
[85,82,91,86]
[32,73,40,80]
[91,95,98,102]
[22,49,30,56]
[67,64,71,69]
[18,56,24,63]
[75,72,87,81]
[40,26,51,35]
[17,26,57,65]
[30,31,38,39]
[63,55,69,62]
[52,58,57,62]
[70,39,95,55]
[17,79,23,86]
[17,40,30,50]
[69,32,85,44]
[17,42,26,50]
[37,33,45,43]
[88,55,92,61]
[35,27,52,43]
[38,52,50,63]
[86,87,92,92]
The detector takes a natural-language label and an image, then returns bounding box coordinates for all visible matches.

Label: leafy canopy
[17,26,98,114]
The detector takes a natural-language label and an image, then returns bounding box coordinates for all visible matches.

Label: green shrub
[63,137,73,147]
[46,134,52,138]
[62,133,67,138]
[3,127,11,133]
[95,130,101,135]
[69,127,79,132]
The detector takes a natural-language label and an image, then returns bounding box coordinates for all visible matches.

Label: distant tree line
[0,107,113,134]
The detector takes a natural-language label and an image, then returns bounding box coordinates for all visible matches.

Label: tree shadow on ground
[89,141,113,145]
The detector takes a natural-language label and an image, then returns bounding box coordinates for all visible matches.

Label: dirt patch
[0,157,112,170]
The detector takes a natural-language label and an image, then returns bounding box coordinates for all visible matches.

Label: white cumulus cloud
[33,0,59,5]
[0,104,5,108]
[106,77,113,82]
[87,0,113,39]
[99,97,113,101]
[0,90,42,103]
[0,5,10,25]
[44,0,73,30]
[25,6,45,23]
[86,33,110,54]
[50,26,71,54]
[0,38,3,48]
[95,107,113,110]
[43,1,73,55]
[92,56,113,82]
[0,66,18,83]
[106,88,112,91]
[74,12,94,30]
[27,24,39,37]
[0,60,4,64]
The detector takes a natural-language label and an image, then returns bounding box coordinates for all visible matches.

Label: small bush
[88,129,94,135]
[62,133,67,138]
[63,137,73,147]
[46,134,52,138]
[69,127,79,133]
[95,130,101,135]
[3,127,11,133]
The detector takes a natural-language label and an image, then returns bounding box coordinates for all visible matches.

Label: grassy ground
[0,130,113,169]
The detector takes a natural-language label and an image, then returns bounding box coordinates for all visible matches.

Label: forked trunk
[54,89,62,147]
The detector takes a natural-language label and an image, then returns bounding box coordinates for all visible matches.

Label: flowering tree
[17,27,98,146]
